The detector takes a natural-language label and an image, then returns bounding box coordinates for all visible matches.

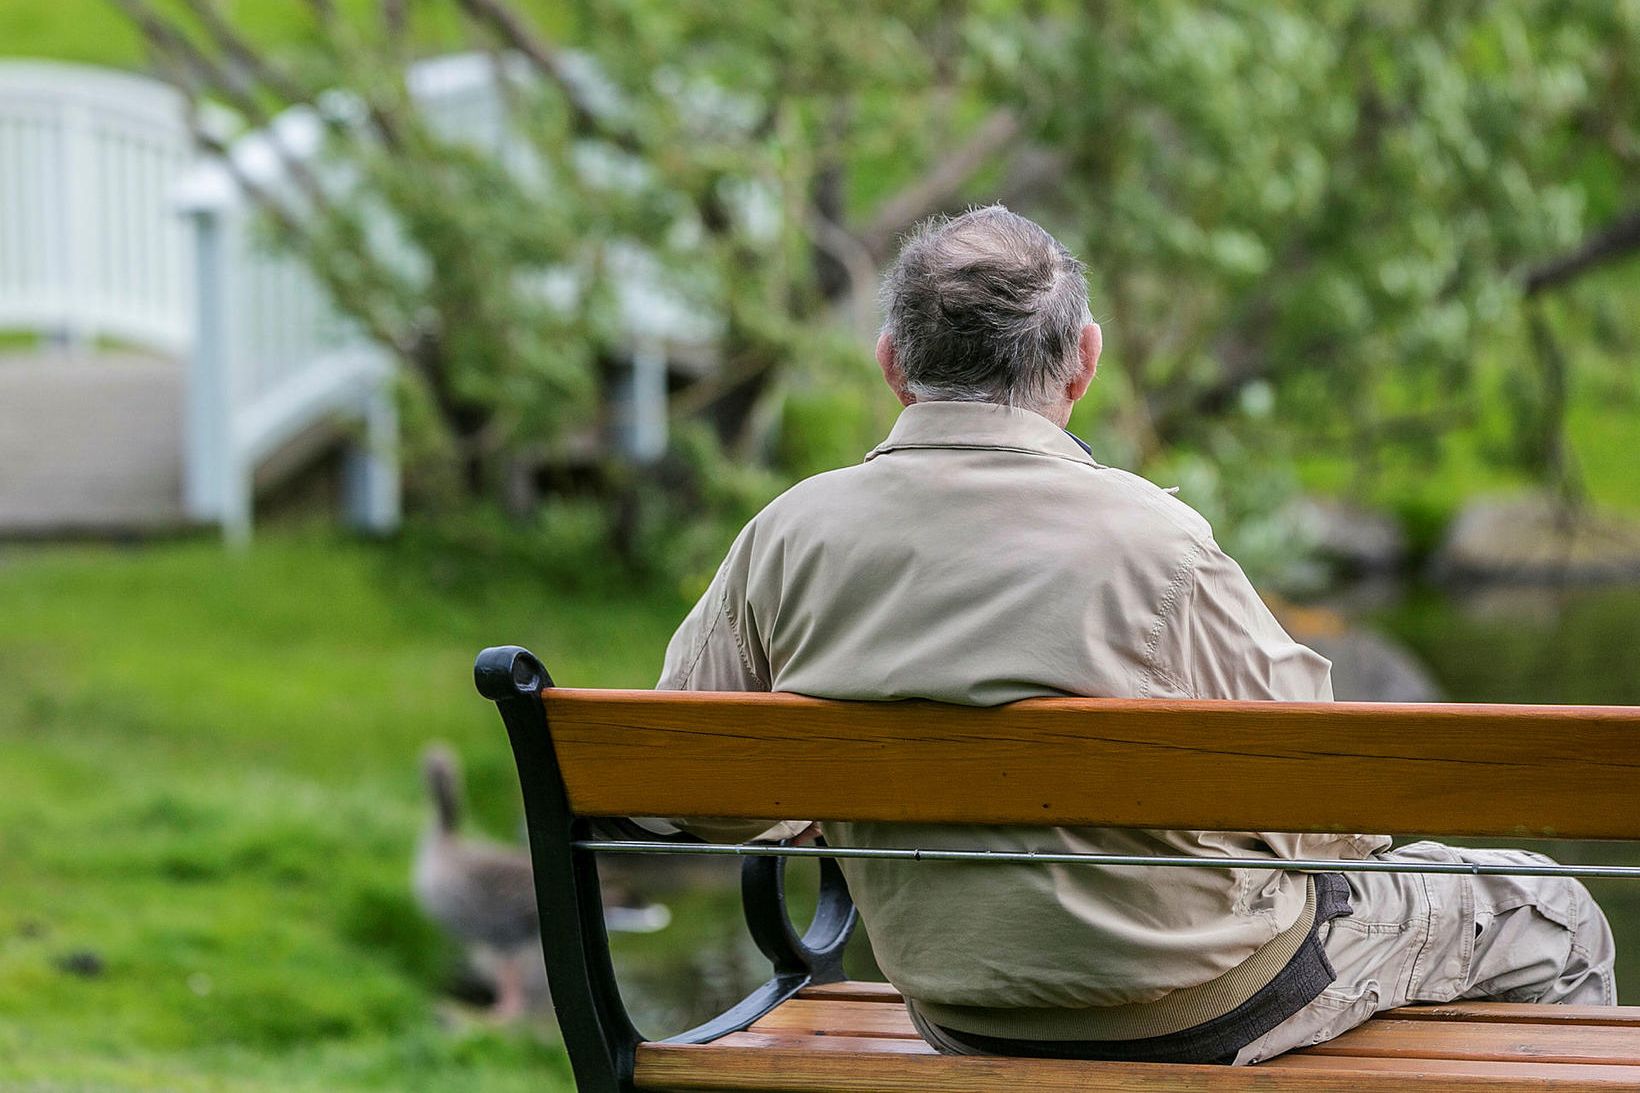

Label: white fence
[0,62,193,352]
[0,59,398,540]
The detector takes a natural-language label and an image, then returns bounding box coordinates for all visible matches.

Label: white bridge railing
[1,53,728,540]
[0,59,398,540]
[174,112,398,541]
[0,62,193,352]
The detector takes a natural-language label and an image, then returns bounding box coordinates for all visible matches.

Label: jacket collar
[866,401,1101,468]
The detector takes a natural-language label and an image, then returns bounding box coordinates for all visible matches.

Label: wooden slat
[1391,1003,1640,1028]
[635,1044,1640,1091]
[1265,1055,1640,1083]
[712,1032,935,1055]
[543,689,1640,838]
[642,994,1640,1090]
[797,982,903,1003]
[1300,1018,1640,1065]
[749,999,920,1040]
[748,997,1640,1064]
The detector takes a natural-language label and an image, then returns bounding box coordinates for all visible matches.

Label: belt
[912,873,1353,1065]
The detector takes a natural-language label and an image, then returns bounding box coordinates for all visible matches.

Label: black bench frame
[475,645,859,1093]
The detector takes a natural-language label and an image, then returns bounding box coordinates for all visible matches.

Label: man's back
[736,402,1213,706]
[658,400,1385,1030]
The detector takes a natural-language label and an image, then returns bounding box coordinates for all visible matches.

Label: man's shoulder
[744,455,1213,557]
[727,463,875,552]
[1085,464,1215,546]
[757,462,878,519]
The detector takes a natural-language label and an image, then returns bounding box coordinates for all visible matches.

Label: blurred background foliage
[3,1,1640,1089]
[35,0,1638,586]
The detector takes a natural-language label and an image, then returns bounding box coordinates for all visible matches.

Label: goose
[413,743,668,1019]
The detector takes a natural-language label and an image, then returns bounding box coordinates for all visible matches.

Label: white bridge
[0,55,715,540]
[0,59,398,539]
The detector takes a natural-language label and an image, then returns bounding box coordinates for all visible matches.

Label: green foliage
[66,0,1640,548]
[778,385,892,482]
[624,424,790,596]
[1145,429,1316,591]
[1,0,150,67]
[775,326,903,480]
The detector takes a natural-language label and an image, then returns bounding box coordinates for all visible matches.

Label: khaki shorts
[1234,841,1617,1065]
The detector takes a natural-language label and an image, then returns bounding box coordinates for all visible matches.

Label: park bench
[475,645,1640,1092]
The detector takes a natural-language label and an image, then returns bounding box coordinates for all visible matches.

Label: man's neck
[903,397,1074,429]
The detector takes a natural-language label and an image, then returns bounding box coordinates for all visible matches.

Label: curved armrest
[663,833,858,1046]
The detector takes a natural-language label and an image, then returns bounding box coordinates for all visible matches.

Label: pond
[605,581,1640,1036]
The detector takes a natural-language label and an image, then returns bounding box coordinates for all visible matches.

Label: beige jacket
[656,401,1389,1026]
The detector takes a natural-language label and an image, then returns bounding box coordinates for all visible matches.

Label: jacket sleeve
[1161,538,1390,860]
[650,535,808,844]
[656,551,767,692]
[1166,539,1334,703]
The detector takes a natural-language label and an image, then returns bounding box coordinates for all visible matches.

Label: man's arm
[657,548,767,692]
[1162,539,1389,859]
[651,543,808,844]
[1167,540,1333,703]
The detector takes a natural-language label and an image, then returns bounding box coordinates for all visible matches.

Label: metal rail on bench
[573,839,1640,881]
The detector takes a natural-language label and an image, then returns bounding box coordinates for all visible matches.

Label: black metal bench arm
[475,645,858,1093]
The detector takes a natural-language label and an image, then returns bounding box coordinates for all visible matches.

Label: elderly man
[656,206,1615,1065]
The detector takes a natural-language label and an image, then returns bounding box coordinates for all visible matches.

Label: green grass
[0,0,561,71]
[0,1,343,70]
[0,534,691,1089]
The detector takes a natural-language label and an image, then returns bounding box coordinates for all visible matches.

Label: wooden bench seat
[637,983,1640,1090]
[474,647,1640,1092]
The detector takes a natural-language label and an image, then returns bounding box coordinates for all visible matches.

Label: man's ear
[877,333,915,407]
[1068,321,1101,402]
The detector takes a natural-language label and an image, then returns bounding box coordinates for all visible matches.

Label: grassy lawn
[0,534,695,1090]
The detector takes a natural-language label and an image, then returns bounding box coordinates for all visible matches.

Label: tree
[118,0,1640,554]
[115,0,1026,517]
[1011,1,1640,504]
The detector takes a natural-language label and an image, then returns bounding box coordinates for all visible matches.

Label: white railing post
[56,99,96,352]
[183,202,231,527]
[344,376,401,533]
[5,60,417,541]
[624,340,669,463]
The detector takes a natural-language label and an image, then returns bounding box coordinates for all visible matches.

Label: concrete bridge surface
[0,349,188,535]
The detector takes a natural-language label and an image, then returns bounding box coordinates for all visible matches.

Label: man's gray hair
[879,205,1092,414]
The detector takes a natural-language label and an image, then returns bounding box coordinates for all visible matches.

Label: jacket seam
[677,578,732,688]
[724,598,768,688]
[1140,537,1207,699]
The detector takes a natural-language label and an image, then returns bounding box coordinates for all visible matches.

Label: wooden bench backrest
[543,689,1640,840]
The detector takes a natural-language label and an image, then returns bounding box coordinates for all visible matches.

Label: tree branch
[454,0,642,152]
[177,0,310,104]
[116,0,340,215]
[859,108,1022,260]
[1522,207,1640,296]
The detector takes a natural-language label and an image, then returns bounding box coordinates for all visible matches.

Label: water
[608,581,1640,1031]
[1374,583,1640,708]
